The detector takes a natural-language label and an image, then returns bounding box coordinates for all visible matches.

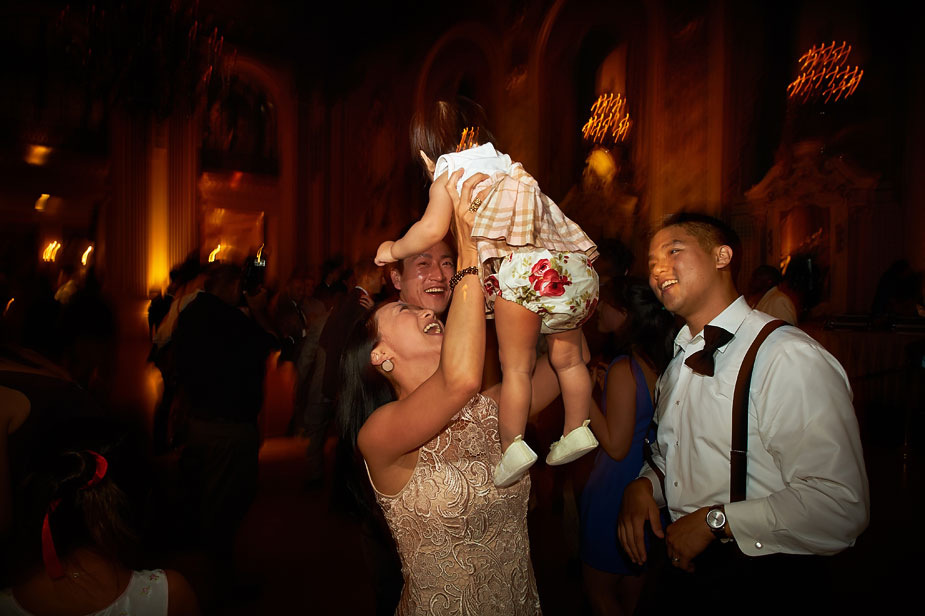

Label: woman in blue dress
[580,278,677,615]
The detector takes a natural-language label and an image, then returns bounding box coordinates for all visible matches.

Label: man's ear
[389,267,403,290]
[419,150,436,177]
[715,245,733,270]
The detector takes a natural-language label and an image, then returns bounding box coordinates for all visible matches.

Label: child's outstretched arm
[376,171,456,265]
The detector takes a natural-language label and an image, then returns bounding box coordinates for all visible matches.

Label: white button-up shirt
[640,296,869,556]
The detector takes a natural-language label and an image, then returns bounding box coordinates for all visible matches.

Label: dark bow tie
[684,325,734,377]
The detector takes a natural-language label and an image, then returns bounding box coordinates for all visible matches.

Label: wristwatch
[705,505,727,540]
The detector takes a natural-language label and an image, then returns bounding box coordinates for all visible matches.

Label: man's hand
[664,506,716,572]
[358,294,374,310]
[617,477,663,565]
[375,241,396,267]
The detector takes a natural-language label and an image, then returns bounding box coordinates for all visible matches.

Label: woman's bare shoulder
[356,401,397,459]
[165,569,201,616]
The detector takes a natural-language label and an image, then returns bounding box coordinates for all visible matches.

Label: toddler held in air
[376,98,600,487]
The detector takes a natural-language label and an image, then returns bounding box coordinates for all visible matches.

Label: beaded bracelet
[449,266,480,292]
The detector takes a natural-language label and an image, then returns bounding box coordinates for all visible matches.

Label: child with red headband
[0,449,200,616]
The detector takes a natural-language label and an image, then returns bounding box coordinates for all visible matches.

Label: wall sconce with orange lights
[42,241,62,262]
[208,244,222,263]
[25,145,53,166]
[787,41,863,104]
[81,245,94,266]
[35,194,50,211]
[582,93,632,146]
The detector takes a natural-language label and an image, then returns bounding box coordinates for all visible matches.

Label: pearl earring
[381,359,394,373]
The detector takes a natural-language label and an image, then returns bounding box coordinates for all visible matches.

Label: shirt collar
[673,295,751,356]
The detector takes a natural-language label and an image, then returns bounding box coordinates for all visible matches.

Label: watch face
[707,509,726,529]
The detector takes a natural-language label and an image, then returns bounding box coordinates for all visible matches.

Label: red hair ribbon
[41,451,108,579]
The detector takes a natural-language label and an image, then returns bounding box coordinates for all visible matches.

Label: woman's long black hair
[332,306,398,521]
[602,277,678,374]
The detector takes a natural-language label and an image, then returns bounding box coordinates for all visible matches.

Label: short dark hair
[656,211,741,275]
[204,263,242,294]
[748,264,782,295]
[387,233,456,278]
[410,97,498,175]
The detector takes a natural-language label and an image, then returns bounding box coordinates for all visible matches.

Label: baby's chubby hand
[375,241,396,266]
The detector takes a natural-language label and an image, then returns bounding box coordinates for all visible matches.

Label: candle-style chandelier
[787,41,863,104]
[582,93,632,146]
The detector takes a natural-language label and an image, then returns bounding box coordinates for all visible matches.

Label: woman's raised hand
[445,169,489,263]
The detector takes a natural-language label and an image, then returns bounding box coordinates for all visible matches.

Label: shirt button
[673,481,679,487]
[675,441,679,447]
[675,400,680,405]
[755,541,763,550]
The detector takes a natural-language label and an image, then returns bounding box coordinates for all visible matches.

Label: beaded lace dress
[370,394,542,615]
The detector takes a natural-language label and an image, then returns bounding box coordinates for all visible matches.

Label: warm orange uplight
[230,171,243,189]
[787,41,863,103]
[780,255,792,276]
[25,145,52,166]
[35,194,50,211]
[81,245,94,266]
[42,241,61,262]
[3,297,13,316]
[582,93,631,146]
[208,244,222,263]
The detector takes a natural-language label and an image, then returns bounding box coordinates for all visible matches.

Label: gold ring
[468,197,482,213]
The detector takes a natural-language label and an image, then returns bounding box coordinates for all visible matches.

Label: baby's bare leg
[547,327,592,434]
[494,297,541,452]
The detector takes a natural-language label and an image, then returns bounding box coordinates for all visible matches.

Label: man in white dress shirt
[747,264,798,325]
[618,213,869,610]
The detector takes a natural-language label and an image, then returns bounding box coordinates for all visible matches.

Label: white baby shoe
[546,420,599,465]
[493,436,538,488]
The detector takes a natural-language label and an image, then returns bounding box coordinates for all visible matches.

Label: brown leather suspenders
[644,319,787,504]
[729,319,786,502]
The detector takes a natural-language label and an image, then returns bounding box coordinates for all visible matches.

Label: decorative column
[104,110,150,300]
[148,121,169,294]
[168,113,200,271]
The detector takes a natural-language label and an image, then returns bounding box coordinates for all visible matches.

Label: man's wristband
[449,266,479,291]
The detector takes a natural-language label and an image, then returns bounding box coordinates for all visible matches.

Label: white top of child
[434,142,513,193]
